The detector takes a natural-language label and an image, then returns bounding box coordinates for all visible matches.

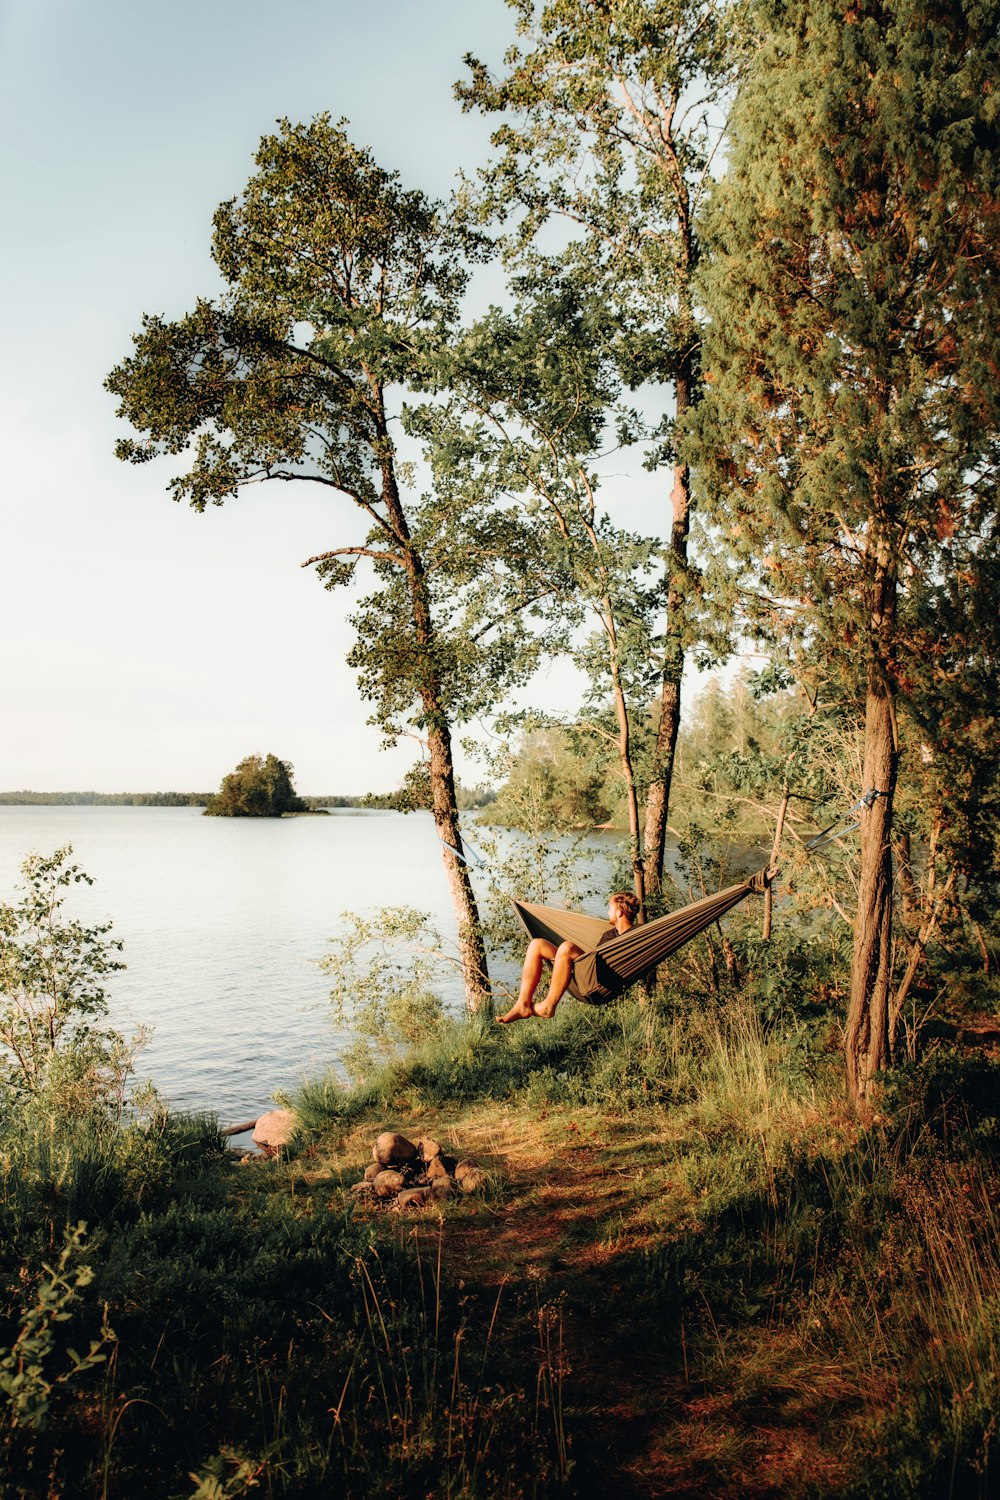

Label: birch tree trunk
[644,354,693,899]
[395,489,492,1012]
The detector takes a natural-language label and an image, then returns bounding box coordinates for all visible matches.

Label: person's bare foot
[497,999,536,1024]
[533,998,557,1019]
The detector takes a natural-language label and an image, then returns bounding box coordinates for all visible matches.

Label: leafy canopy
[204,753,308,818]
[106,116,543,744]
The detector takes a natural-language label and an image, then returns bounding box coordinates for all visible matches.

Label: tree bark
[405,557,491,1011]
[889,870,954,1056]
[845,544,899,1103]
[425,715,492,1012]
[974,922,992,977]
[606,607,646,913]
[762,785,789,941]
[377,421,492,1013]
[643,356,693,899]
[893,831,917,925]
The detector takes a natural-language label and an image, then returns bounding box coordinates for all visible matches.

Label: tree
[421,284,665,908]
[457,0,738,897]
[690,0,1000,1099]
[107,117,542,1010]
[204,753,308,817]
[0,849,127,1102]
[481,724,617,828]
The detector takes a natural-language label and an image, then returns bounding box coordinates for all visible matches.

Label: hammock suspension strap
[805,788,888,852]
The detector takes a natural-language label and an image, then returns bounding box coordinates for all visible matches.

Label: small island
[204,753,322,817]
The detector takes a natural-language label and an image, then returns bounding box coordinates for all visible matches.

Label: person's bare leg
[534,942,582,1018]
[497,938,557,1023]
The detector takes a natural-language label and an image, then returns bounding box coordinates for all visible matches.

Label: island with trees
[203,753,310,817]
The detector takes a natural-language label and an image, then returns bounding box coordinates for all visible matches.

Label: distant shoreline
[0,792,365,808]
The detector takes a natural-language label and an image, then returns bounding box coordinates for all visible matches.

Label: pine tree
[691,0,1000,1099]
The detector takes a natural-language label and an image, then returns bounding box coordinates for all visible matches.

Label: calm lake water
[0,806,619,1125]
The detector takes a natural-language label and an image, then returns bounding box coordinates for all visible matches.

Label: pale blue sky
[0,0,674,794]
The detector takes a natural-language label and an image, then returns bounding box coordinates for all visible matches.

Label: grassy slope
[291,1001,1000,1500]
[3,997,999,1497]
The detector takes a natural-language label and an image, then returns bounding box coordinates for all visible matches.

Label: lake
[0,806,620,1125]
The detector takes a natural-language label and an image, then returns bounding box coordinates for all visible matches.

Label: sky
[0,0,674,795]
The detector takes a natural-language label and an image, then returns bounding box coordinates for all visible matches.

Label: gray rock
[395,1187,433,1210]
[372,1169,406,1198]
[351,1180,375,1196]
[426,1155,450,1181]
[374,1132,419,1168]
[363,1162,381,1182]
[455,1162,485,1194]
[430,1177,452,1200]
[417,1136,442,1162]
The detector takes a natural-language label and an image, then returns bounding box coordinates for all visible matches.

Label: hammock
[512,867,773,1003]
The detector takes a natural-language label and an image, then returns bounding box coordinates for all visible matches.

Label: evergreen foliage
[690,0,1000,1097]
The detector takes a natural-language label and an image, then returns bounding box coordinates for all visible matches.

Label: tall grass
[824,1154,1000,1498]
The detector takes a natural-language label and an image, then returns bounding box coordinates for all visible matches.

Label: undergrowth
[3,973,1000,1495]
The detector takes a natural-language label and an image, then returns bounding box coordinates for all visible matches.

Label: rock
[426,1155,450,1182]
[372,1169,406,1198]
[374,1132,419,1168]
[351,1181,375,1196]
[395,1187,432,1210]
[431,1177,451,1201]
[417,1136,442,1162]
[252,1109,296,1151]
[455,1161,485,1194]
[363,1162,381,1182]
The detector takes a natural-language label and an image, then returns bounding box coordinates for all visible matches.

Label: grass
[2,977,1000,1497]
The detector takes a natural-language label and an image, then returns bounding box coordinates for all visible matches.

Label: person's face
[608,899,618,923]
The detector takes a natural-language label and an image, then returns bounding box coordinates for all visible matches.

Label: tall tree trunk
[395,507,492,1011]
[893,831,917,925]
[845,545,899,1103]
[762,785,790,941]
[644,353,693,898]
[425,716,492,1012]
[974,922,992,977]
[604,602,646,913]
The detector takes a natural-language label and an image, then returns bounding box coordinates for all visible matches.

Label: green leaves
[0,848,126,1101]
[204,753,308,817]
[692,0,1000,684]
[0,1222,115,1434]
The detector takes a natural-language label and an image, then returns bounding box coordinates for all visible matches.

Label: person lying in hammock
[497,891,641,1024]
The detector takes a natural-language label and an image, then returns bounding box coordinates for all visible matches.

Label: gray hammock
[511,867,773,1003]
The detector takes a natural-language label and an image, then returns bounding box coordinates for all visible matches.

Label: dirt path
[322,1116,851,1500]
[386,1121,849,1499]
